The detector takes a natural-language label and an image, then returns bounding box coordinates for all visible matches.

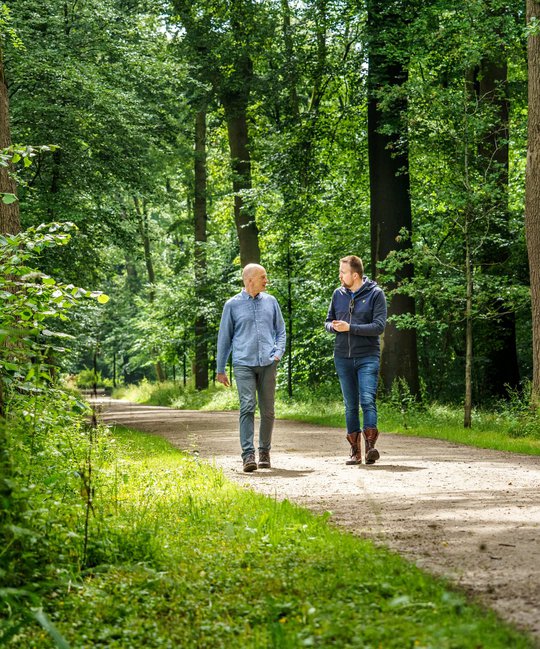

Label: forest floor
[96,398,540,641]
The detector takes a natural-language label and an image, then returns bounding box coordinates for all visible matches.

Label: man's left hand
[332,320,350,332]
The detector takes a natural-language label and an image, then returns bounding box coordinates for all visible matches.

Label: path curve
[96,398,540,640]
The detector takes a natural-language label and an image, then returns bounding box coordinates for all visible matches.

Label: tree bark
[367,0,419,396]
[474,60,520,398]
[194,109,208,390]
[221,8,260,267]
[0,45,20,235]
[526,0,540,405]
[133,196,165,382]
[223,98,260,267]
[464,229,473,428]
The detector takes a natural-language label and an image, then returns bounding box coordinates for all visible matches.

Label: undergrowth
[4,424,536,648]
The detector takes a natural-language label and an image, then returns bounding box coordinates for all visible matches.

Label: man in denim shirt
[217,264,286,472]
[326,255,387,465]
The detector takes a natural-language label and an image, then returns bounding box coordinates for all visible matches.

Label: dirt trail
[96,398,540,640]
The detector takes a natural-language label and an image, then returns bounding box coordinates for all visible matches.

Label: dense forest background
[3,2,540,644]
[2,0,539,413]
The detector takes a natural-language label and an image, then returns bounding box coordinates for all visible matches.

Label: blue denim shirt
[216,289,286,373]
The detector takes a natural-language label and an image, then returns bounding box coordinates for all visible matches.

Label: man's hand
[216,372,230,387]
[332,320,350,332]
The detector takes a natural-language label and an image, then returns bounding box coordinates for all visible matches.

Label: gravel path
[96,399,540,640]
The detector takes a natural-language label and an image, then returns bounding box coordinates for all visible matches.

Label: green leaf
[2,193,17,205]
[41,330,75,340]
[97,293,110,304]
[32,609,70,649]
[0,361,19,371]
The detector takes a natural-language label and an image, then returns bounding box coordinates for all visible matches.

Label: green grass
[113,381,540,456]
[10,426,536,648]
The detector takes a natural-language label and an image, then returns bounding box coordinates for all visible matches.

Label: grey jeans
[234,362,277,460]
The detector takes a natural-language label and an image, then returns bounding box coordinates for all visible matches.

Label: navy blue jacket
[325,277,387,358]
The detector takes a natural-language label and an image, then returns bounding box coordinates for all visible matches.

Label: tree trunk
[133,196,165,382]
[0,45,20,235]
[0,45,17,528]
[367,0,419,396]
[194,109,208,390]
[223,100,260,267]
[221,20,260,267]
[474,60,520,398]
[464,231,473,428]
[48,148,62,221]
[286,243,293,398]
[526,0,540,406]
[134,196,156,291]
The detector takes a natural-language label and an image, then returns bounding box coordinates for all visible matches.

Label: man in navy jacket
[325,255,387,465]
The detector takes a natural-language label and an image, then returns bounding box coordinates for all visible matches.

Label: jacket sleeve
[216,301,234,373]
[349,290,387,336]
[325,293,337,333]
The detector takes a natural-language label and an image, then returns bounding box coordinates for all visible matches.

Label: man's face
[249,269,268,295]
[339,262,356,289]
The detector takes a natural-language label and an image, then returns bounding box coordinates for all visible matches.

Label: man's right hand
[216,372,230,387]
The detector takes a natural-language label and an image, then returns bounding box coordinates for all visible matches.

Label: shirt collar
[241,288,262,300]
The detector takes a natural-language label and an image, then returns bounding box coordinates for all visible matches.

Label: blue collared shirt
[216,289,286,372]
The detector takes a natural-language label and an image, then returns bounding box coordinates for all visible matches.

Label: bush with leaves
[0,221,109,645]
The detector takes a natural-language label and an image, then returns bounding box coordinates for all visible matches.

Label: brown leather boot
[363,427,380,464]
[346,432,362,465]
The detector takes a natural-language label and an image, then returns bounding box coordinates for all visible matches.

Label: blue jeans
[234,363,277,460]
[334,355,380,434]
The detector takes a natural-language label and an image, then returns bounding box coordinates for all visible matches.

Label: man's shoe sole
[258,461,271,469]
[243,461,258,472]
[365,449,380,465]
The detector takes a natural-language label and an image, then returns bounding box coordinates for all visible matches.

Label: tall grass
[8,426,536,648]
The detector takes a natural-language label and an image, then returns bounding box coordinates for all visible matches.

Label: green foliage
[74,368,113,390]
[4,426,535,648]
[6,0,534,407]
[498,381,540,439]
[0,222,110,646]
[114,378,240,410]
[387,377,425,430]
[0,222,108,400]
[0,388,112,645]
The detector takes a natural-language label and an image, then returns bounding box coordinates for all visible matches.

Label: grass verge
[9,426,536,648]
[113,381,540,456]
